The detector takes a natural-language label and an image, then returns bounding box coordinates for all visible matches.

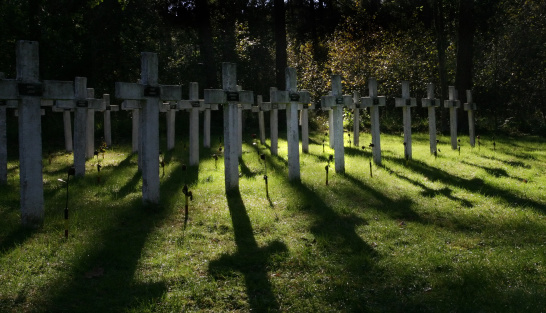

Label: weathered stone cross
[321,75,352,173]
[464,90,477,147]
[99,94,119,147]
[360,78,386,165]
[204,63,253,191]
[255,95,267,145]
[270,68,310,181]
[351,91,361,147]
[159,100,178,151]
[0,41,80,225]
[115,52,182,203]
[444,86,461,150]
[55,77,103,176]
[268,87,285,156]
[394,81,417,160]
[51,100,73,152]
[421,83,441,154]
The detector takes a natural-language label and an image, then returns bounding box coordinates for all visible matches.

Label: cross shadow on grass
[384,155,546,215]
[208,189,287,312]
[40,198,169,312]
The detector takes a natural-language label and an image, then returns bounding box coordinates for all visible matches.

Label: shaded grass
[0,131,545,312]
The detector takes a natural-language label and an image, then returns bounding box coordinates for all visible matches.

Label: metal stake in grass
[458,139,461,156]
[182,184,193,227]
[213,154,219,169]
[261,154,269,197]
[403,141,409,165]
[369,143,374,177]
[159,151,165,177]
[97,163,102,183]
[58,167,75,238]
[325,154,333,185]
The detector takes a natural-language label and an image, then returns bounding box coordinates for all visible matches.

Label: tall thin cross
[256,95,268,145]
[269,87,286,156]
[421,83,441,154]
[464,90,477,147]
[99,94,119,147]
[204,63,253,191]
[0,41,76,225]
[178,82,204,166]
[352,91,361,147]
[394,81,417,160]
[321,75,352,173]
[361,78,386,165]
[115,52,182,203]
[444,86,461,150]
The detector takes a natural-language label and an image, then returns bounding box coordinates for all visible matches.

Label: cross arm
[360,95,386,108]
[395,97,417,107]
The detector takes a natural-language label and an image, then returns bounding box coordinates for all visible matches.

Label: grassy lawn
[1,131,545,312]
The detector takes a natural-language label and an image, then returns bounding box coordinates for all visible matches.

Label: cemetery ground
[0,131,545,312]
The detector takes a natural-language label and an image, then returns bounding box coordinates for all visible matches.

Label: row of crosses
[1,41,478,227]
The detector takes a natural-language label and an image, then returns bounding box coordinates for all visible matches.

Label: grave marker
[394,81,417,160]
[300,95,314,153]
[464,90,477,147]
[204,63,253,191]
[321,75,352,173]
[360,78,386,165]
[274,67,311,181]
[421,83,441,155]
[444,86,461,150]
[121,100,142,153]
[0,41,76,225]
[115,52,182,203]
[85,88,102,159]
[159,100,178,151]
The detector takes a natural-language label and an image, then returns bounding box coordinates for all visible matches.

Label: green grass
[1,131,545,312]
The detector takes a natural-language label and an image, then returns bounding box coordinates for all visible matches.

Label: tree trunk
[433,0,449,133]
[195,0,217,88]
[274,0,287,89]
[455,0,475,132]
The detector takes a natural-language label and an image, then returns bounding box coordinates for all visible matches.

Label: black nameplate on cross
[226,91,239,102]
[373,98,379,105]
[406,99,412,106]
[144,86,160,97]
[76,100,88,107]
[289,93,300,102]
[18,83,43,97]
[335,97,344,105]
[191,101,200,108]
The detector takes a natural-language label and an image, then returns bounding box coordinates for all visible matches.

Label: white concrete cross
[268,87,286,156]
[360,78,386,165]
[352,91,361,147]
[421,83,441,154]
[394,81,417,160]
[204,63,253,191]
[200,91,218,149]
[321,75,352,173]
[444,86,461,150]
[99,94,119,147]
[178,82,205,166]
[55,78,103,177]
[275,68,311,181]
[0,41,78,226]
[115,52,182,203]
[464,90,477,147]
[236,85,255,158]
[300,94,314,154]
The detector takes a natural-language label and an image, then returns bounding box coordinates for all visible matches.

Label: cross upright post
[421,83,441,154]
[120,100,141,153]
[395,81,417,160]
[300,95,314,154]
[0,41,77,225]
[269,87,286,156]
[321,75,352,173]
[360,78,386,165]
[352,91,361,147]
[178,82,204,166]
[464,90,477,147]
[85,88,102,159]
[116,52,182,203]
[100,94,118,147]
[444,86,461,150]
[256,95,268,145]
[204,63,253,191]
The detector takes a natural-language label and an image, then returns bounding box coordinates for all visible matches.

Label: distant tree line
[1,0,544,142]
